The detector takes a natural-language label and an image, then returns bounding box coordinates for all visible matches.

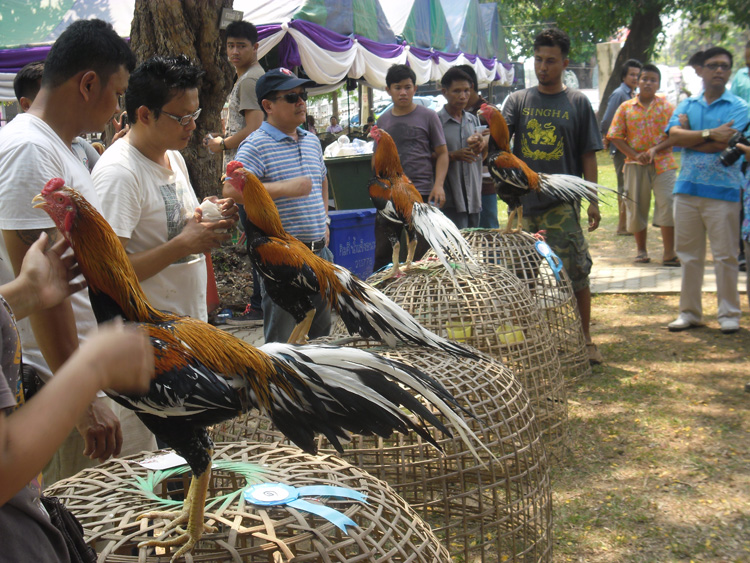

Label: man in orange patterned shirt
[607,64,679,266]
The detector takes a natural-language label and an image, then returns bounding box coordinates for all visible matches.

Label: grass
[530,152,750,562]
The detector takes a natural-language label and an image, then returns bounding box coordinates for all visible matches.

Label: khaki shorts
[623,164,675,232]
[523,203,592,292]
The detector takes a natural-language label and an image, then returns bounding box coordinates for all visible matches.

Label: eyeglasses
[161,107,202,126]
[704,62,731,71]
[272,92,308,104]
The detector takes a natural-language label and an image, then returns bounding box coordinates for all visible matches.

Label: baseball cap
[256,67,316,104]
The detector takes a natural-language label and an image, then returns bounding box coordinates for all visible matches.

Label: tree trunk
[596,3,663,122]
[131,0,234,200]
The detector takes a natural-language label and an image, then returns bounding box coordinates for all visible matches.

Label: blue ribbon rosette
[244,483,367,534]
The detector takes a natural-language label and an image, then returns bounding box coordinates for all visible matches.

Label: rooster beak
[31,193,45,208]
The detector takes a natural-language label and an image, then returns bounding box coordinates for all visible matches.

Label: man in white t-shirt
[0,19,141,485]
[92,55,238,323]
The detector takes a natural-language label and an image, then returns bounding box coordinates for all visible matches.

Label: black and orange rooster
[224,161,477,357]
[368,126,478,278]
[33,179,482,561]
[479,103,614,233]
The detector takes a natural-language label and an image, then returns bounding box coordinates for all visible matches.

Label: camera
[719,130,749,167]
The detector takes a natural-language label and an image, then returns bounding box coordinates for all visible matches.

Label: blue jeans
[479,193,500,228]
[261,246,333,343]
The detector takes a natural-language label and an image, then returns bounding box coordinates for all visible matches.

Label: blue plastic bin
[328,208,377,279]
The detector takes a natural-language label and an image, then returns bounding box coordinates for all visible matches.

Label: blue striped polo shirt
[235,121,327,241]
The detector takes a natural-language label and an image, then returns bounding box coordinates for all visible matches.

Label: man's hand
[76,397,122,462]
[587,204,601,232]
[112,114,129,143]
[678,113,690,129]
[737,142,750,157]
[450,148,479,163]
[205,135,224,155]
[707,120,737,144]
[635,147,657,165]
[178,215,231,254]
[428,185,446,207]
[15,233,86,314]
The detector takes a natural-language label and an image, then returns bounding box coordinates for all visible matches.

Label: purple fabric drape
[1,20,508,82]
[0,45,52,73]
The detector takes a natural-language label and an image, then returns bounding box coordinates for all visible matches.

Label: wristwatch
[701,129,711,141]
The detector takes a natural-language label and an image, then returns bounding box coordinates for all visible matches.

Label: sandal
[634,254,650,264]
[663,257,680,267]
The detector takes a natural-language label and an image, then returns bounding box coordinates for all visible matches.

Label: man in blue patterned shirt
[228,68,332,343]
[665,47,749,334]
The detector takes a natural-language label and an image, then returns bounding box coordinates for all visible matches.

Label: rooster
[223,161,477,357]
[479,103,614,233]
[33,178,482,561]
[368,126,478,278]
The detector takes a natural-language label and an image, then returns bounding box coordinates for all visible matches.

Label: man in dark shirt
[502,28,604,364]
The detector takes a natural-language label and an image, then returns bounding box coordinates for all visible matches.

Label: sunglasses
[704,62,731,71]
[273,92,308,104]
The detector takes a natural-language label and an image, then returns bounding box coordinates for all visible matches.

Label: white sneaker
[667,316,703,332]
[719,318,740,334]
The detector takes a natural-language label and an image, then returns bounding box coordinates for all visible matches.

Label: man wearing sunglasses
[226,67,333,343]
[666,46,748,335]
[92,55,239,326]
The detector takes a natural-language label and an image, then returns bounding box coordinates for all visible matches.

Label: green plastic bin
[325,154,373,210]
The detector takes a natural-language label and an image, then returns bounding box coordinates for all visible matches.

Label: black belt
[302,238,326,252]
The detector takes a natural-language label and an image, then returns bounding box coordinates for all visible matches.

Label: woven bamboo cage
[336,260,567,451]
[211,341,553,563]
[458,229,592,382]
[44,442,451,562]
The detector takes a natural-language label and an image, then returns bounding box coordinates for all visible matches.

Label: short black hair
[688,50,704,67]
[639,63,661,81]
[225,21,258,43]
[620,59,643,80]
[453,64,479,91]
[14,61,44,103]
[441,67,473,89]
[386,64,416,88]
[533,28,570,57]
[125,55,205,123]
[42,19,135,90]
[702,46,733,67]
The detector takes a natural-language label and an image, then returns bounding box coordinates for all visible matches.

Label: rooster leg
[514,206,524,233]
[503,207,517,234]
[287,310,315,344]
[384,241,402,279]
[137,463,216,562]
[404,238,418,269]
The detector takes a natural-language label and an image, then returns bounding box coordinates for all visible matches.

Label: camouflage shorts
[522,203,592,292]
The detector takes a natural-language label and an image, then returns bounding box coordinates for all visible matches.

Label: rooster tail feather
[331,266,480,359]
[259,343,486,458]
[539,174,616,204]
[411,203,480,276]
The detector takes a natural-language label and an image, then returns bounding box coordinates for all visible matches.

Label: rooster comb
[43,178,66,195]
[226,161,244,177]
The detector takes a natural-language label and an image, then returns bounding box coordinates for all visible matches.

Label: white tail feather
[411,203,480,277]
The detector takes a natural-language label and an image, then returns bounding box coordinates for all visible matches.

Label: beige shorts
[623,164,675,232]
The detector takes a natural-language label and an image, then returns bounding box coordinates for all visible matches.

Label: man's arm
[429,145,449,206]
[609,138,638,160]
[208,110,263,154]
[582,151,601,232]
[2,228,122,461]
[263,177,313,200]
[668,120,736,150]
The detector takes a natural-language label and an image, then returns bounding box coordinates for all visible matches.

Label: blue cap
[256,67,315,104]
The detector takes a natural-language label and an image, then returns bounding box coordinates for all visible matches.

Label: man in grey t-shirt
[374,64,448,270]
